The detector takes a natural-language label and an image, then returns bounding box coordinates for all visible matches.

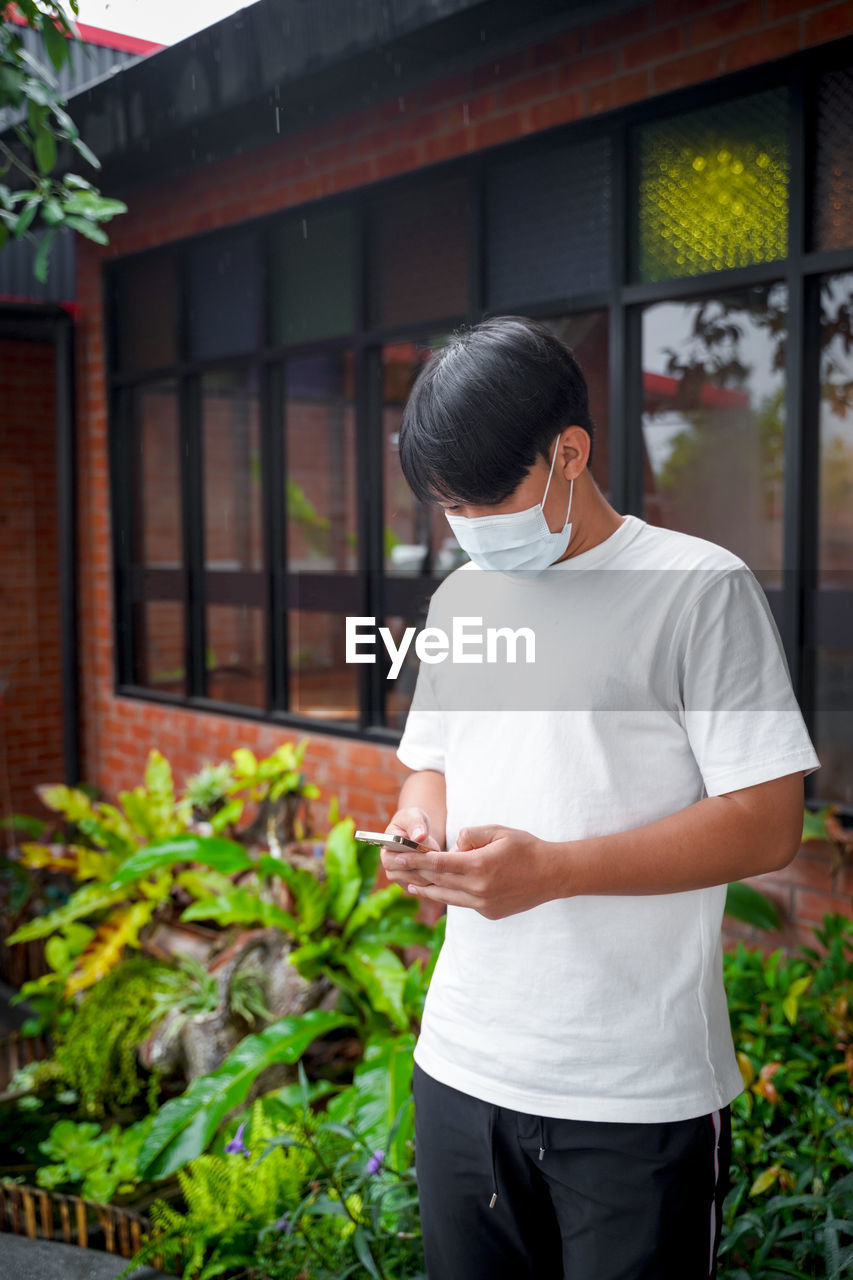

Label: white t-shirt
[396,513,821,1122]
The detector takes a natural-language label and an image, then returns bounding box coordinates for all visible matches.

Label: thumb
[456,825,499,851]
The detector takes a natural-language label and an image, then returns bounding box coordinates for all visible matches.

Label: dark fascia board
[65,0,641,192]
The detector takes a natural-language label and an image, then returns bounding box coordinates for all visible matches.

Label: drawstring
[487,1108,546,1208]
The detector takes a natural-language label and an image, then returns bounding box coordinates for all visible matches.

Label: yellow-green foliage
[141,1101,315,1279]
[41,954,171,1117]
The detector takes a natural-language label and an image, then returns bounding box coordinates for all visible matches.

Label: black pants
[412,1062,732,1280]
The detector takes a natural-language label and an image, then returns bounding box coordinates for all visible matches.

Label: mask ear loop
[542,437,574,532]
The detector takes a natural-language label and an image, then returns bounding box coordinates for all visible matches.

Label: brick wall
[0,339,65,820]
[71,0,853,945]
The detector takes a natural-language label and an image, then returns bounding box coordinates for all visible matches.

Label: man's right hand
[381,806,440,889]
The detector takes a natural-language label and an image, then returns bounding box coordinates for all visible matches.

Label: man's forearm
[397,769,447,849]
[554,788,799,899]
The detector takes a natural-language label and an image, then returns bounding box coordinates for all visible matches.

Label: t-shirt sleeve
[396,655,445,774]
[676,565,821,797]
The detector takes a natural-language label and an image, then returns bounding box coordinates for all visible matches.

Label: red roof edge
[4,6,165,55]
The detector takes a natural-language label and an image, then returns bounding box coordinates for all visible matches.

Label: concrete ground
[0,1234,176,1280]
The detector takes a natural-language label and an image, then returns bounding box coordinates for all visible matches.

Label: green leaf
[725,881,781,932]
[180,887,298,934]
[342,942,409,1031]
[325,818,361,924]
[273,862,327,935]
[0,813,47,838]
[342,884,406,943]
[108,835,252,887]
[802,806,833,844]
[7,881,129,943]
[138,1009,354,1179]
[41,196,63,226]
[33,228,56,283]
[13,200,39,237]
[64,214,108,243]
[71,135,100,169]
[344,1033,416,1173]
[34,126,57,175]
[42,19,69,72]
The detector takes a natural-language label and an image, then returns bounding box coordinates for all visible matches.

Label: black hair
[398,314,596,506]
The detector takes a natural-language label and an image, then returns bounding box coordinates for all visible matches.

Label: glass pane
[370,176,469,328]
[114,251,178,372]
[202,368,263,572]
[206,604,265,707]
[130,381,182,567]
[188,230,262,360]
[383,612,424,732]
[133,601,185,695]
[813,67,853,252]
[815,273,853,800]
[641,283,787,584]
[636,89,788,283]
[285,352,357,571]
[288,610,359,722]
[382,337,466,577]
[541,312,610,501]
[814,652,853,805]
[271,207,355,345]
[486,137,612,307]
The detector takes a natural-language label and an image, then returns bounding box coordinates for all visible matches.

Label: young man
[379,315,821,1280]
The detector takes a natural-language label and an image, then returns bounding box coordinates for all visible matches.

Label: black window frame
[105,34,853,802]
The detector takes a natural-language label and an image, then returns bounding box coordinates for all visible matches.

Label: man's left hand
[385,825,564,919]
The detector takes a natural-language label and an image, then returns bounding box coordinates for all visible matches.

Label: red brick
[803,0,853,45]
[587,3,652,49]
[689,0,762,47]
[794,887,849,926]
[527,28,584,67]
[651,45,726,93]
[470,50,528,93]
[585,69,650,114]
[766,0,817,17]
[720,19,801,71]
[622,22,683,69]
[773,848,837,892]
[499,68,556,109]
[557,47,621,90]
[526,91,584,132]
[419,130,470,165]
[470,110,528,150]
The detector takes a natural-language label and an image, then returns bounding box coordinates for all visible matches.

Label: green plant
[23,953,173,1117]
[719,914,853,1277]
[228,962,273,1029]
[0,1,127,280]
[148,954,219,1047]
[184,819,441,1043]
[138,1009,354,1180]
[9,920,93,1036]
[35,1115,153,1203]
[184,763,236,823]
[123,1083,424,1280]
[7,750,252,992]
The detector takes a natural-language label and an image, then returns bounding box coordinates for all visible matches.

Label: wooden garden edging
[0,1181,161,1266]
[0,1028,52,1092]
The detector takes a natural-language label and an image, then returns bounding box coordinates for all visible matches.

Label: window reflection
[288,609,359,723]
[815,274,853,803]
[285,352,357,572]
[641,284,787,585]
[382,337,467,578]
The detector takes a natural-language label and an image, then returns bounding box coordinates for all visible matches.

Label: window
[107,57,851,797]
[641,284,787,587]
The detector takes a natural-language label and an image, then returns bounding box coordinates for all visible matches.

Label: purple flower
[274,1212,291,1233]
[225,1121,250,1157]
[366,1148,384,1176]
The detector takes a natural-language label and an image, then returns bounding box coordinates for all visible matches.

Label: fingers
[456,825,500,851]
[385,807,431,843]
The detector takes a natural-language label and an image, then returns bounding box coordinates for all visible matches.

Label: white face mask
[444,438,574,574]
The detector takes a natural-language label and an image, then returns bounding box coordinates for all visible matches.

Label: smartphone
[354,830,430,853]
